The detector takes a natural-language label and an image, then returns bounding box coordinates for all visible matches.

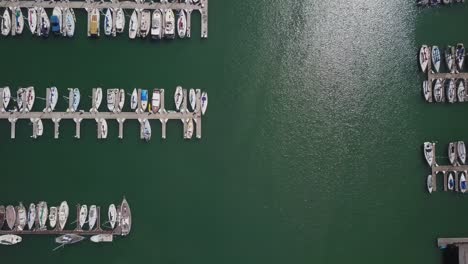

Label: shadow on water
[442,246,458,264]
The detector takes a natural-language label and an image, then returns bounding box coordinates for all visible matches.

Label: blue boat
[51,15,60,33]
[141,90,148,112]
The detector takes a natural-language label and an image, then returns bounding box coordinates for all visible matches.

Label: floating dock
[438,238,468,264]
[0,0,208,38]
[427,143,466,192]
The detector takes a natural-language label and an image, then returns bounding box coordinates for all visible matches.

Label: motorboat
[95,87,103,110]
[432,46,441,72]
[108,204,117,229]
[27,8,37,34]
[119,198,131,236]
[0,235,22,245]
[36,119,43,137]
[1,9,11,36]
[422,81,431,102]
[0,206,5,230]
[164,9,175,39]
[107,89,116,112]
[141,89,148,112]
[152,89,161,113]
[456,43,465,71]
[130,88,138,110]
[433,79,443,103]
[129,9,138,39]
[446,79,456,103]
[201,91,208,115]
[177,10,186,38]
[104,8,112,36]
[186,118,193,139]
[118,89,125,111]
[26,87,35,112]
[461,172,467,193]
[419,45,429,73]
[49,206,57,228]
[448,173,455,191]
[189,89,196,110]
[91,234,113,243]
[16,203,26,231]
[2,86,10,110]
[27,203,36,230]
[88,205,97,230]
[63,8,75,37]
[458,141,466,165]
[51,6,62,34]
[6,206,15,230]
[58,201,69,230]
[36,201,48,229]
[151,9,162,39]
[14,7,24,35]
[72,88,80,111]
[446,46,455,72]
[16,88,24,111]
[79,205,87,229]
[39,7,50,37]
[174,86,183,110]
[140,10,150,38]
[115,8,125,33]
[427,175,433,194]
[89,8,99,37]
[49,86,58,111]
[55,234,85,245]
[423,142,434,166]
[142,119,151,141]
[100,119,108,139]
[458,80,465,102]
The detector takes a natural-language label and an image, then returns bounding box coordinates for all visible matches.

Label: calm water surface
[0,0,466,263]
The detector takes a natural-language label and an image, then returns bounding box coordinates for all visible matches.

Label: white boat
[5,205,15,230]
[458,141,466,165]
[151,9,162,39]
[423,142,434,166]
[118,89,125,111]
[185,118,193,139]
[456,43,465,71]
[0,235,22,245]
[460,172,467,193]
[177,10,186,38]
[55,234,84,245]
[422,81,431,102]
[107,89,116,112]
[104,8,112,36]
[432,46,441,72]
[39,7,50,37]
[26,87,35,112]
[419,45,429,73]
[1,9,11,36]
[91,234,113,243]
[0,206,4,230]
[36,201,48,229]
[433,79,443,103]
[448,173,455,191]
[49,206,57,228]
[164,9,175,39]
[27,8,37,34]
[16,88,24,111]
[108,204,117,229]
[36,119,43,136]
[115,8,125,33]
[129,10,138,39]
[14,7,24,35]
[152,89,161,113]
[72,88,80,111]
[174,86,183,110]
[130,88,138,110]
[16,203,26,231]
[189,89,196,110]
[58,201,69,230]
[140,10,150,38]
[88,205,97,230]
[119,198,131,236]
[427,175,433,194]
[447,79,456,103]
[143,119,151,141]
[51,6,62,34]
[27,203,36,230]
[78,205,87,229]
[2,87,10,110]
[458,81,465,102]
[100,119,108,139]
[63,8,75,37]
[446,46,455,72]
[141,89,148,112]
[201,91,208,115]
[50,86,58,111]
[95,87,103,110]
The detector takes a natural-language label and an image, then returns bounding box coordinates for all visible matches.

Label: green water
[1,0,468,263]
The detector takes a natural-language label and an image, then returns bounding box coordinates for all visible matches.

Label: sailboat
[15,203,26,231]
[423,142,434,166]
[5,205,15,230]
[119,198,132,236]
[458,141,466,165]
[185,118,193,139]
[456,43,465,71]
[427,175,433,194]
[39,7,50,37]
[14,7,24,35]
[432,46,441,72]
[201,91,208,115]
[433,79,442,103]
[189,89,196,110]
[177,10,186,38]
[130,88,138,110]
[0,206,4,230]
[461,172,467,193]
[27,203,36,230]
[63,8,75,37]
[141,90,148,112]
[422,81,431,102]
[143,119,151,141]
[104,8,113,36]
[107,89,116,112]
[100,119,108,139]
[446,46,455,73]
[448,173,455,191]
[118,89,125,111]
[95,87,103,110]
[51,6,62,34]
[25,87,35,112]
[49,206,57,228]
[36,201,48,230]
[174,86,183,110]
[446,79,456,103]
[17,88,24,111]
[58,201,69,230]
[419,45,429,73]
[27,7,37,34]
[72,88,80,111]
[108,204,117,229]
[36,119,43,137]
[88,205,97,230]
[1,9,11,36]
[152,89,161,113]
[458,80,465,102]
[129,9,138,39]
[2,86,10,110]
[115,8,125,33]
[79,205,87,229]
[50,86,58,111]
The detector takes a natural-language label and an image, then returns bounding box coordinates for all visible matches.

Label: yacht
[130,88,138,110]
[174,86,183,110]
[422,81,431,102]
[91,234,113,243]
[16,88,24,111]
[100,119,108,139]
[458,80,465,102]
[36,119,43,137]
[164,9,175,39]
[446,79,456,103]
[14,7,24,35]
[104,8,113,36]
[107,89,116,112]
[433,79,443,103]
[89,8,99,37]
[49,206,57,228]
[177,10,186,38]
[0,235,22,245]
[51,6,62,35]
[55,234,85,245]
[140,10,150,38]
[458,141,466,165]
[1,9,11,36]
[423,142,434,166]
[27,7,37,34]
[141,89,148,112]
[151,9,162,39]
[143,119,151,141]
[456,43,465,71]
[129,9,138,39]
[58,201,69,230]
[39,7,50,37]
[201,91,208,115]
[63,8,75,37]
[95,87,103,110]
[88,205,97,230]
[115,8,125,33]
[120,198,132,236]
[71,88,80,112]
[49,86,58,111]
[419,45,429,73]
[432,46,441,72]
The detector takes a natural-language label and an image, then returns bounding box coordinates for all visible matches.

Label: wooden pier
[0,0,208,38]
